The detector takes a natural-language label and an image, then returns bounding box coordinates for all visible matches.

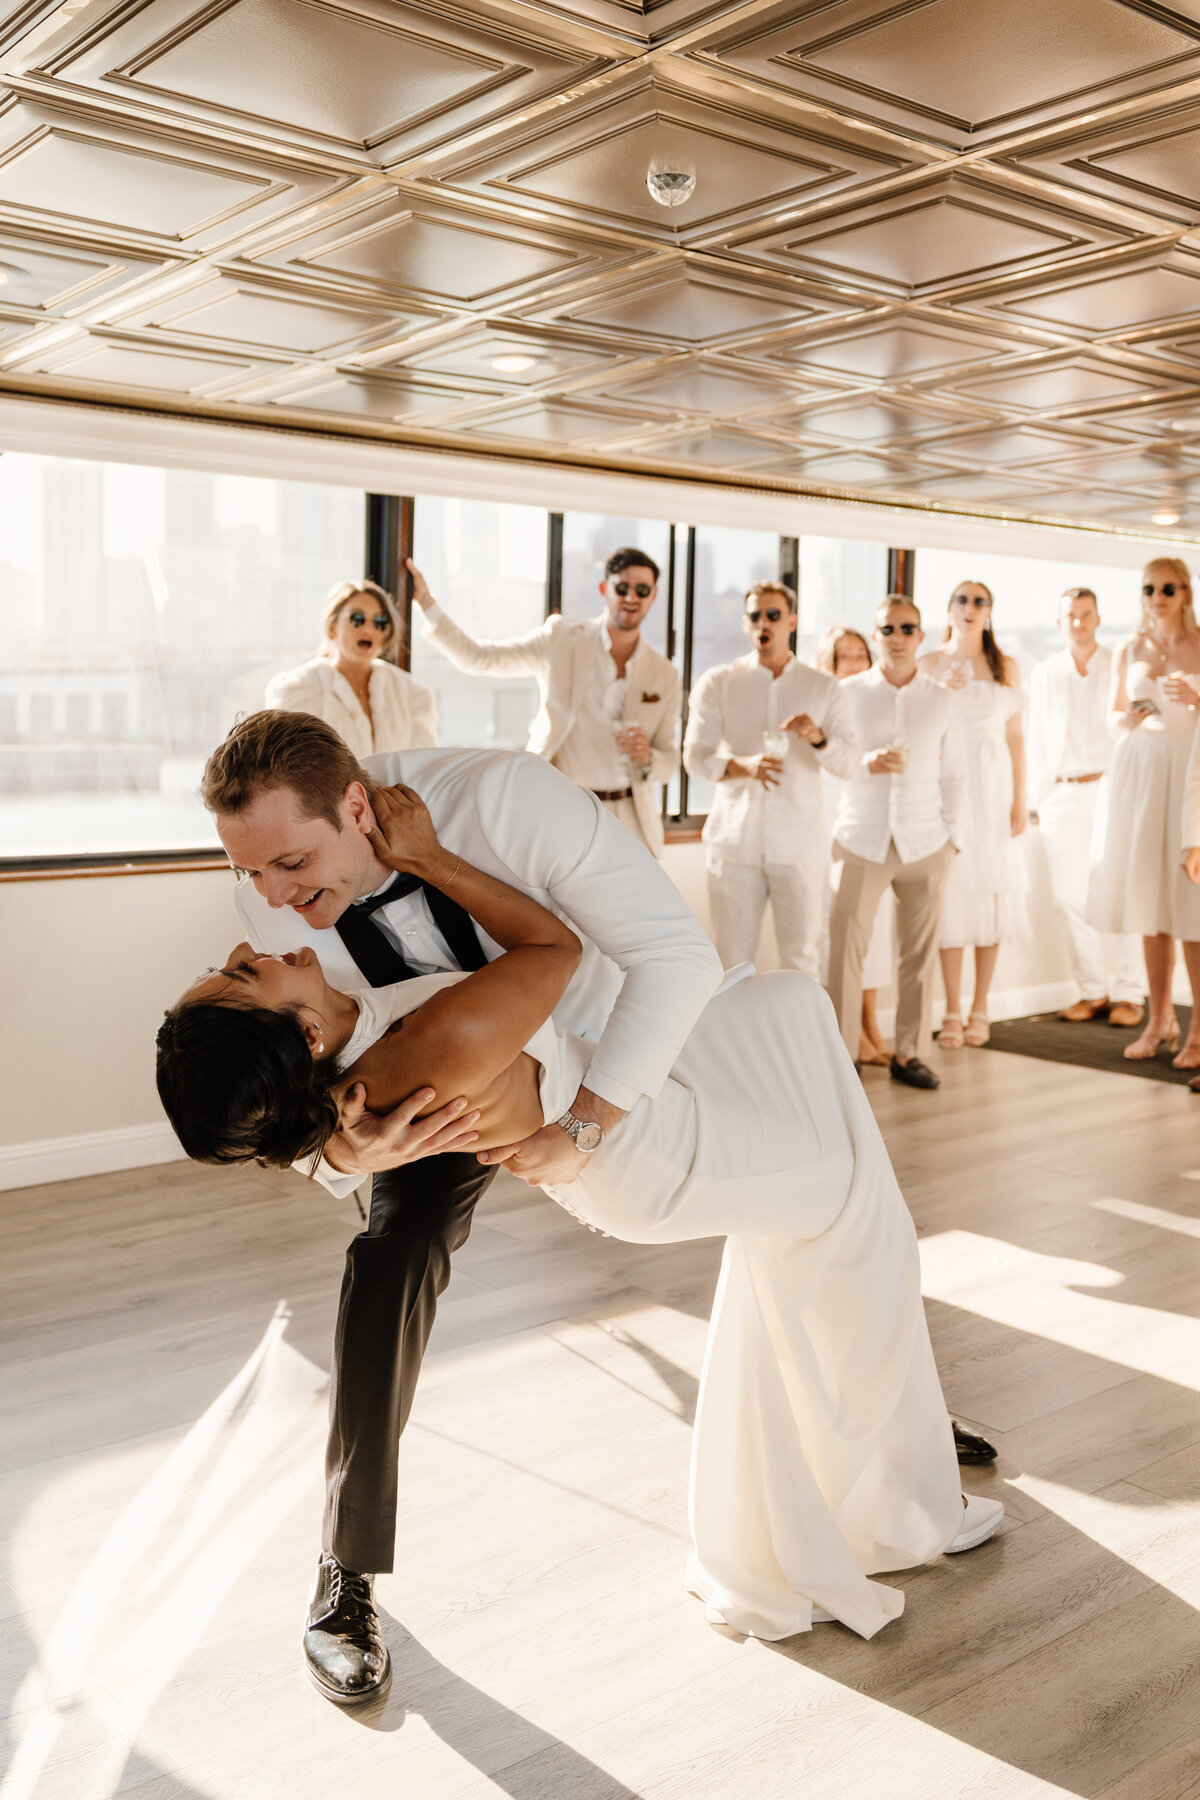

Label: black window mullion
[887,546,915,597]
[546,512,563,616]
[678,525,697,822]
[364,492,414,669]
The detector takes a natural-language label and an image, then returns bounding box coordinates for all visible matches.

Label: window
[560,513,673,657]
[797,536,890,660]
[409,497,549,750]
[0,455,363,858]
[911,545,1145,680]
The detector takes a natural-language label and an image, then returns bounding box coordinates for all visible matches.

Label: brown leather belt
[1055,772,1104,785]
[591,786,633,802]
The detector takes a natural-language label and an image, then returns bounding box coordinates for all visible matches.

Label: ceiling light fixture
[646,166,696,207]
[1153,508,1181,525]
[491,353,538,373]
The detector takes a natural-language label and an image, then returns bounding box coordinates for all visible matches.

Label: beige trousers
[828,838,956,1063]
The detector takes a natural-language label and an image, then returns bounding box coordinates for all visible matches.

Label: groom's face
[216,780,382,928]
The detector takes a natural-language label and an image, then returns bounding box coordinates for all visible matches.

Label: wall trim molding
[0,1121,186,1193]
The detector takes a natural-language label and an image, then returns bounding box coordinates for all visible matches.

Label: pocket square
[641,691,661,703]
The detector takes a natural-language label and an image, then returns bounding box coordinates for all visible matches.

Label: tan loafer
[1058,997,1109,1022]
[1108,1002,1145,1029]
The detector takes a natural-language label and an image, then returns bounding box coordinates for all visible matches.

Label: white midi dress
[940,677,1028,948]
[1090,666,1200,938]
[338,966,963,1642]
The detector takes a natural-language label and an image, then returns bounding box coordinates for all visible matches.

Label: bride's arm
[354,785,581,1114]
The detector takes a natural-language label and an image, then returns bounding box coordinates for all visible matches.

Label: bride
[157,785,1003,1642]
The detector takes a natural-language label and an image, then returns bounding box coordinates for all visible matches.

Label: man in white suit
[684,580,858,976]
[1028,586,1144,1026]
[199,710,722,1705]
[411,547,680,857]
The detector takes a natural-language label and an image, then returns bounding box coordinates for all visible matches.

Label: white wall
[2,834,1102,1192]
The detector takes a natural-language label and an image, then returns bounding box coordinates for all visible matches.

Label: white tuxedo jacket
[421,605,680,856]
[265,656,438,761]
[235,746,723,1194]
[1185,724,1200,852]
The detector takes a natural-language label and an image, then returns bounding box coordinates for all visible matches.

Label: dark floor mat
[981,1005,1198,1085]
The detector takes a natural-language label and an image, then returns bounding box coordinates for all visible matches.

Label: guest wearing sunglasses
[918,581,1027,1051]
[410,546,679,857]
[1091,558,1200,1066]
[684,582,856,977]
[266,578,438,759]
[828,596,965,1090]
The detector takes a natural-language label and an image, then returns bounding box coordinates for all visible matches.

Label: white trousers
[708,860,824,979]
[1039,782,1143,1004]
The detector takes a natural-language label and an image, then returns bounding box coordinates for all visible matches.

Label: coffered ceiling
[2,0,1200,535]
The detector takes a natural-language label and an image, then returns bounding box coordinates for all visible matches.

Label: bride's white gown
[338,964,963,1641]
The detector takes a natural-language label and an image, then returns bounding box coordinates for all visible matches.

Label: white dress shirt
[833,668,965,864]
[265,656,438,759]
[551,633,646,790]
[684,654,858,867]
[234,745,723,1195]
[1027,647,1114,808]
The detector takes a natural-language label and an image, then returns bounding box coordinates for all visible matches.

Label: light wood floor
[7,1047,1200,1800]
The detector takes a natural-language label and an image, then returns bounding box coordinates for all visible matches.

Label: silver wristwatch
[556,1107,604,1153]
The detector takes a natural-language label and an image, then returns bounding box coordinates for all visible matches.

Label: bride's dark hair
[155,999,341,1170]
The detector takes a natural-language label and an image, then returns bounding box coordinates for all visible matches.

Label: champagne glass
[762,728,789,760]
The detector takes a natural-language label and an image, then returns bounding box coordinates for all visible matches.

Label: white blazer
[235,745,724,1196]
[265,656,438,759]
[421,605,680,856]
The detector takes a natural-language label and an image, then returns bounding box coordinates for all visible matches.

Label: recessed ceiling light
[1153,508,1181,525]
[491,353,538,373]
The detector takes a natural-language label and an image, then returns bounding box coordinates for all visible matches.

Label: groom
[200,711,723,1705]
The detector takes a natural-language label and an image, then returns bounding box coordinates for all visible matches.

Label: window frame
[0,475,915,876]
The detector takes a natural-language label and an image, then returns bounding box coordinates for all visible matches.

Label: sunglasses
[878,622,920,636]
[747,608,784,623]
[347,609,391,631]
[613,581,654,599]
[951,594,992,609]
[1143,582,1179,597]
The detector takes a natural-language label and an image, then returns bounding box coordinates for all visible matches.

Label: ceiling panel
[0,0,1195,535]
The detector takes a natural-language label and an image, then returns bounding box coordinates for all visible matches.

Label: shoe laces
[326,1558,372,1619]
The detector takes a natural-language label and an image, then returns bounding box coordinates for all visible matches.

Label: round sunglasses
[613,581,654,599]
[347,609,392,631]
[1143,582,1180,597]
[951,593,992,609]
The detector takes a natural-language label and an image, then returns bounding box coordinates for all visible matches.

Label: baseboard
[0,1122,186,1193]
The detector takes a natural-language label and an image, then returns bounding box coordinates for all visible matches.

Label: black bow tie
[348,871,422,918]
[335,868,486,987]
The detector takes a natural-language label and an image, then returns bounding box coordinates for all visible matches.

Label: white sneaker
[946,1493,1005,1553]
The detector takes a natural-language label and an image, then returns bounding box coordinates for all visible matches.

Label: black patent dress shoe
[889,1055,940,1090]
[303,1553,391,1706]
[953,1422,998,1465]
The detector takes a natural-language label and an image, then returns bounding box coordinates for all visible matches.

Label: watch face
[575,1121,603,1153]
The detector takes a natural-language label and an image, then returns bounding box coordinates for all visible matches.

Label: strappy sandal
[964,1012,990,1047]
[937,1013,965,1049]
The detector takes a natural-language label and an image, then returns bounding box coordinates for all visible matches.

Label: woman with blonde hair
[817,625,893,1064]
[266,578,437,757]
[1091,557,1200,1064]
[919,580,1027,1049]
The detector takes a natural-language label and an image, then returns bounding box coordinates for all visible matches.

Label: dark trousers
[321,1152,498,1573]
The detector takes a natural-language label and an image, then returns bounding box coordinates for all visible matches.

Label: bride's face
[181,944,332,1034]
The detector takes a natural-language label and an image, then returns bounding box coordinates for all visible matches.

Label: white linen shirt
[833,668,965,864]
[551,631,647,791]
[684,654,858,867]
[1027,646,1114,808]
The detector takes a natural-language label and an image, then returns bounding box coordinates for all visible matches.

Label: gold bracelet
[443,853,462,890]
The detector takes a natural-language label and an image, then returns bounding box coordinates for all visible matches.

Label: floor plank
[7,1045,1200,1796]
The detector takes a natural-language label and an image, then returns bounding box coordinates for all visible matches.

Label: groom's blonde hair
[201,710,366,830]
